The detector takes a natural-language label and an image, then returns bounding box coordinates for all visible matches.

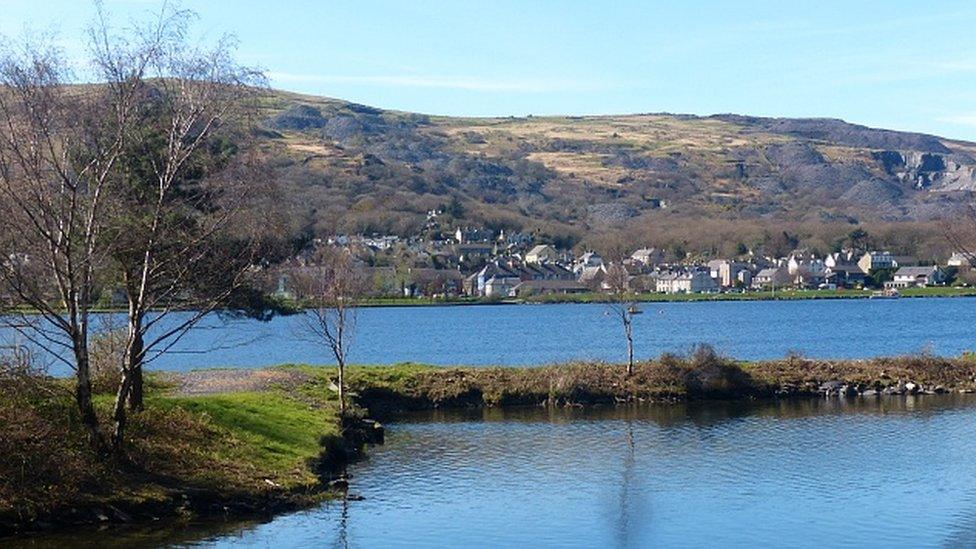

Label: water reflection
[8,395,976,548]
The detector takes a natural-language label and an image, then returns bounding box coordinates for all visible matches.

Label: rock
[820,380,844,395]
[935,385,948,394]
[347,494,366,501]
[905,382,919,394]
[861,389,879,397]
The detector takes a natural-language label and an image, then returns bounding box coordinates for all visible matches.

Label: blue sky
[5,0,976,139]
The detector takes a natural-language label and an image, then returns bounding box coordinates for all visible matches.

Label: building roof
[894,266,939,277]
[485,274,520,285]
[827,264,866,274]
[756,267,783,278]
[631,248,662,259]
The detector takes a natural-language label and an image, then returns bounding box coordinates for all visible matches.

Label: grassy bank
[0,372,346,536]
[336,352,976,414]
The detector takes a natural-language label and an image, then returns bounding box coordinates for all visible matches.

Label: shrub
[89,328,126,395]
[684,344,755,397]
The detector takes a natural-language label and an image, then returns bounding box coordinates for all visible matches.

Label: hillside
[253,90,976,256]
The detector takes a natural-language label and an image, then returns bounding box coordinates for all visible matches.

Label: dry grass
[0,369,341,532]
[331,352,976,414]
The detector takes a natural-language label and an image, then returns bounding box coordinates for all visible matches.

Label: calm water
[19,297,976,374]
[15,395,976,548]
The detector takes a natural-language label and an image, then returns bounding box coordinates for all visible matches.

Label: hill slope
[254,90,976,254]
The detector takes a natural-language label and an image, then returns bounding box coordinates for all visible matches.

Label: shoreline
[357,287,976,308]
[5,354,976,539]
[2,287,973,317]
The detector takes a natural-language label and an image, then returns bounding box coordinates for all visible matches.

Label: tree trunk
[126,323,145,411]
[624,313,634,376]
[73,341,103,452]
[111,365,133,453]
[113,314,145,452]
[337,357,346,418]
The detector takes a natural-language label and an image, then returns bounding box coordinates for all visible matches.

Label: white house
[858,251,895,273]
[525,244,559,264]
[576,251,604,269]
[948,252,976,267]
[631,248,664,267]
[656,270,717,294]
[484,275,521,297]
[751,266,790,289]
[787,254,825,278]
[887,266,945,288]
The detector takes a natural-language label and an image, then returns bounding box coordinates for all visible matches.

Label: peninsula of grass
[0,372,345,536]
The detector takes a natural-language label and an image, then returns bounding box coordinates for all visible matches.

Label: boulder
[820,380,844,395]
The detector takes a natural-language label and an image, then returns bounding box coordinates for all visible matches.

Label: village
[274,212,976,301]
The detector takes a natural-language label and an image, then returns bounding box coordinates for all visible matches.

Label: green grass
[279,362,438,402]
[1,373,345,531]
[900,286,976,297]
[152,392,338,487]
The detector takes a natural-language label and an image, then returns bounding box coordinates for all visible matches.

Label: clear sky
[5,0,976,140]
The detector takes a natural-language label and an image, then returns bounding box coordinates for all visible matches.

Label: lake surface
[16,297,976,374]
[15,394,976,548]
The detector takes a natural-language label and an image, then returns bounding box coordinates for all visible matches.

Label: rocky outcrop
[870,149,976,191]
[268,104,327,131]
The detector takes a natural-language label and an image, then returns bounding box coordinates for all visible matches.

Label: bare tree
[295,247,368,419]
[0,31,144,451]
[946,203,976,266]
[591,236,638,375]
[91,8,273,451]
[604,262,638,375]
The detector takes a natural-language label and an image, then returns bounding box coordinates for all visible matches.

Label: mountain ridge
[253,89,975,257]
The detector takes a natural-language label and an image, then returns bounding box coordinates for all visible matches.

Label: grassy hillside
[252,90,976,257]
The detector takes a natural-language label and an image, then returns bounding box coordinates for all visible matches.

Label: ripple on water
[11,396,976,548]
[182,396,976,549]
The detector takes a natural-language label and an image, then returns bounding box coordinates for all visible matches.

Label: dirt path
[167,368,310,396]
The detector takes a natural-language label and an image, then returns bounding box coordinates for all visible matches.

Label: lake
[16,297,976,374]
[14,394,976,548]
